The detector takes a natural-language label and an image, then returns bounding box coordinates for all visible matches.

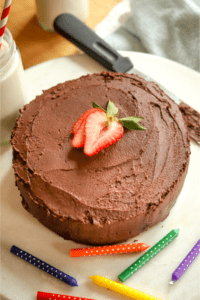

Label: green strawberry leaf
[107,100,119,117]
[119,117,145,130]
[92,101,146,130]
[92,102,105,111]
[119,116,144,123]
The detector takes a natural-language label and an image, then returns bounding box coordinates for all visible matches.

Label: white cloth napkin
[94,0,200,72]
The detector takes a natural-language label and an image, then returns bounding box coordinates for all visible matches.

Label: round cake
[11,72,190,245]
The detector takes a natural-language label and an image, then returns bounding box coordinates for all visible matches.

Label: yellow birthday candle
[90,275,162,300]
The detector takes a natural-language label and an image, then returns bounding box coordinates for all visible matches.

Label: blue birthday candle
[10,245,78,286]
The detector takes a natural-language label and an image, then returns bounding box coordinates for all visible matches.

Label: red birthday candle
[70,243,149,257]
[37,291,95,300]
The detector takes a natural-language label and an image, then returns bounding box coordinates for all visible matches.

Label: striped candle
[37,291,95,300]
[118,229,180,282]
[0,0,12,46]
[10,245,78,286]
[90,275,162,300]
[169,239,200,284]
[70,243,149,257]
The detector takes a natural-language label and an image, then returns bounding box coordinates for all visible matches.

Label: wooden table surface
[1,0,121,69]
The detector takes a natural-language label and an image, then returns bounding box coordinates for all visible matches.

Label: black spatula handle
[54,13,133,73]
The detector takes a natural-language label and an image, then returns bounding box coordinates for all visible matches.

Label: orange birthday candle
[70,243,149,257]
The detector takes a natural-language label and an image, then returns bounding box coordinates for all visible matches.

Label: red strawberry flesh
[84,110,124,156]
[71,108,100,134]
[71,117,87,148]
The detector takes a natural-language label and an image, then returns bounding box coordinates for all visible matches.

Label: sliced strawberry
[71,108,100,135]
[84,110,124,156]
[72,117,87,148]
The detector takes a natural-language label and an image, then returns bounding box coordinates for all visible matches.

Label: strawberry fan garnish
[71,100,145,156]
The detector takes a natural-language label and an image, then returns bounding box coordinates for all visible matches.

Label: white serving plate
[1,51,200,300]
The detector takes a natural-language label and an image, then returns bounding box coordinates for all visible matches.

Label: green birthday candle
[118,229,179,282]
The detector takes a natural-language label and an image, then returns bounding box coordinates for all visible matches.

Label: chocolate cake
[11,72,190,245]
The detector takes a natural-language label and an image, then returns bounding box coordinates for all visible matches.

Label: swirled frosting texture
[11,72,190,245]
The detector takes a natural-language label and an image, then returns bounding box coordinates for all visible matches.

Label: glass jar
[0,28,27,145]
[36,0,89,32]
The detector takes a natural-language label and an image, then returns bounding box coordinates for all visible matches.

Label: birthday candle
[10,245,78,286]
[118,229,179,282]
[169,239,200,284]
[37,291,95,300]
[90,275,162,300]
[70,243,149,257]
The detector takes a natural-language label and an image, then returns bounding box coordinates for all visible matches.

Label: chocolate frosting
[11,72,190,245]
[179,102,200,144]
